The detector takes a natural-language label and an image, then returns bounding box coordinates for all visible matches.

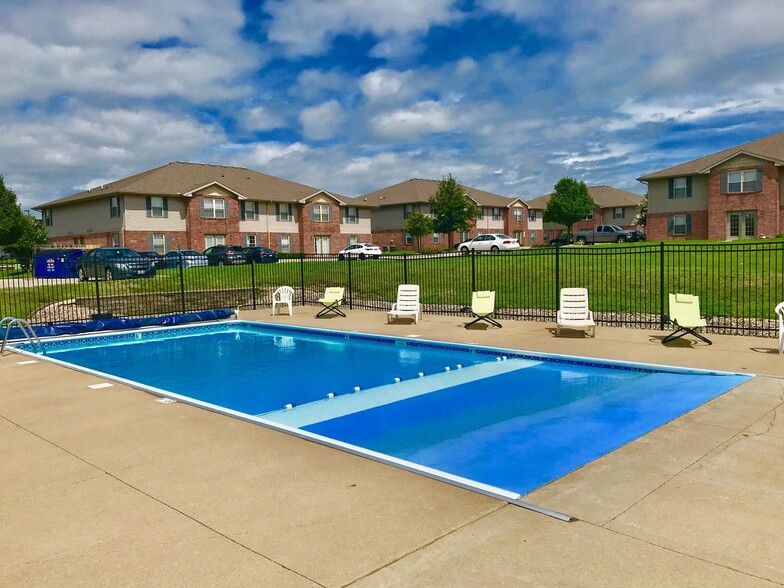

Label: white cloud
[371,100,459,140]
[1,106,224,207]
[359,69,412,102]
[241,106,286,132]
[264,0,462,57]
[299,100,346,140]
[0,0,257,105]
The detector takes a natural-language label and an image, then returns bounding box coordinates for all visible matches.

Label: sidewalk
[1,309,782,586]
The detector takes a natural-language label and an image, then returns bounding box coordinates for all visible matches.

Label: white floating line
[155,397,178,404]
[88,382,114,390]
[406,334,421,338]
[16,360,38,365]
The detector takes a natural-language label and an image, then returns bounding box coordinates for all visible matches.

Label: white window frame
[109,196,121,218]
[348,235,360,245]
[613,207,623,220]
[345,206,359,224]
[149,196,166,218]
[528,209,537,222]
[151,234,166,254]
[512,207,523,221]
[432,233,441,244]
[585,210,594,221]
[202,198,226,219]
[672,214,688,235]
[403,204,415,219]
[673,177,688,198]
[311,204,331,222]
[513,230,523,242]
[727,170,758,194]
[477,208,485,220]
[244,235,257,247]
[111,233,120,246]
[276,203,293,222]
[43,208,53,226]
[459,230,470,242]
[404,233,413,245]
[492,207,502,221]
[529,231,536,243]
[205,234,226,248]
[242,201,259,221]
[278,234,292,253]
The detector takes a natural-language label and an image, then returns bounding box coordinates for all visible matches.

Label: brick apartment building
[360,178,528,249]
[35,162,374,254]
[524,185,644,245]
[638,131,784,241]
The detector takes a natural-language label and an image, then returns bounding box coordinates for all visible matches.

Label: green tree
[636,192,648,228]
[403,210,435,252]
[543,177,595,236]
[5,214,48,270]
[0,175,25,246]
[428,174,479,247]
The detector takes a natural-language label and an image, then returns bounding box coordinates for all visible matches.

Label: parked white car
[337,243,382,260]
[456,234,520,253]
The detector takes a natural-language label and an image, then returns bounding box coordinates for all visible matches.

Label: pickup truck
[573,225,640,244]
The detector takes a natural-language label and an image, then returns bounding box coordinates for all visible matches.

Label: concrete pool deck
[1,308,783,586]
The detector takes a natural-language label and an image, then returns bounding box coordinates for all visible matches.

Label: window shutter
[327,206,333,222]
[240,202,246,220]
[668,179,674,199]
[109,198,113,216]
[720,172,728,194]
[686,177,692,197]
[162,197,168,218]
[146,196,152,217]
[200,198,206,217]
[756,168,763,191]
[165,234,171,252]
[685,214,692,234]
[667,215,674,235]
[148,234,154,249]
[253,202,259,219]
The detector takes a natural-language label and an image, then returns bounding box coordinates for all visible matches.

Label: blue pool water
[30,322,752,497]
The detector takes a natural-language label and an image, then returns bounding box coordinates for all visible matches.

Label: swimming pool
[16,321,752,517]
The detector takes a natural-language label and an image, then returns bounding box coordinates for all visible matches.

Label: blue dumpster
[33,249,85,278]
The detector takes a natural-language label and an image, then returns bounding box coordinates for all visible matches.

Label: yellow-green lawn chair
[465,291,501,328]
[662,293,711,345]
[316,287,345,318]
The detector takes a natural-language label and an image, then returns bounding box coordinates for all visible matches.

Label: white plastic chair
[775,301,784,355]
[556,287,595,337]
[272,286,294,316]
[387,284,421,324]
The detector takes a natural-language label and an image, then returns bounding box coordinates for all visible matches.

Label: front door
[314,236,330,254]
[727,211,757,240]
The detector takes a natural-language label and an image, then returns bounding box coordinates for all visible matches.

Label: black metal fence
[2,242,783,337]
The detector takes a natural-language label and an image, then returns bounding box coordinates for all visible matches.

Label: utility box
[33,249,84,278]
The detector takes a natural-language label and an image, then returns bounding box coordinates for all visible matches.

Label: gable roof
[637,130,784,181]
[359,178,517,208]
[525,185,643,210]
[35,161,359,209]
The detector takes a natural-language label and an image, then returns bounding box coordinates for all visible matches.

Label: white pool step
[261,358,541,428]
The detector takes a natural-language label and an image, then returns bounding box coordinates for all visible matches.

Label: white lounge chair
[272,286,294,316]
[387,284,421,324]
[775,301,784,355]
[556,288,595,337]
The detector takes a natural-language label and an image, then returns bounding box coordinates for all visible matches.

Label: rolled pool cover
[5,309,235,341]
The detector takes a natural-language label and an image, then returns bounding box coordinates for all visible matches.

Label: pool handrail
[1,317,46,355]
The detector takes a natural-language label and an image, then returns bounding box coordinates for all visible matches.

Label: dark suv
[243,246,278,263]
[203,245,247,266]
[77,248,156,281]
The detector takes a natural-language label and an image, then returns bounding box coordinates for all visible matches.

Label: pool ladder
[1,317,45,356]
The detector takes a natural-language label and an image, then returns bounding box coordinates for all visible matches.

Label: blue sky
[3,0,784,211]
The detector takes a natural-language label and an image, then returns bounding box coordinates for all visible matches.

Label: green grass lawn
[2,240,783,324]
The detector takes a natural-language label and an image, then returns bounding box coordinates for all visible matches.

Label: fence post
[93,259,101,317]
[178,257,186,314]
[659,241,666,329]
[555,245,560,311]
[250,260,257,310]
[403,253,408,284]
[347,253,353,309]
[470,249,476,293]
[299,253,305,305]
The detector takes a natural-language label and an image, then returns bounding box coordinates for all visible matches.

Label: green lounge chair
[316,287,345,318]
[465,291,501,328]
[662,293,711,345]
